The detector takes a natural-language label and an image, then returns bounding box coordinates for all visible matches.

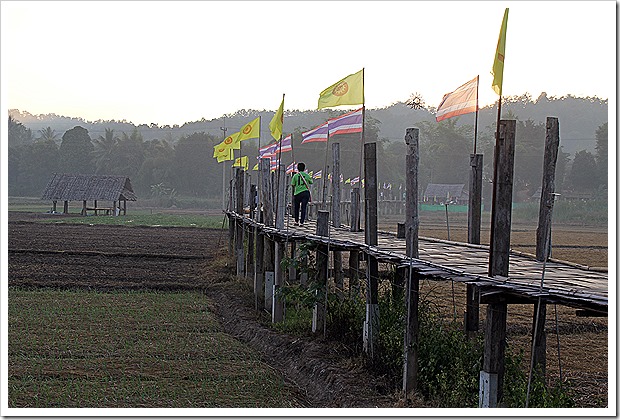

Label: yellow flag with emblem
[318,69,364,109]
[213,143,231,158]
[238,117,260,141]
[221,132,241,150]
[215,146,234,162]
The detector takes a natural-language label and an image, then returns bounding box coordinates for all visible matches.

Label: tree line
[8,101,608,205]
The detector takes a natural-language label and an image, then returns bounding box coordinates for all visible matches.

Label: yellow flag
[238,117,260,141]
[213,143,232,159]
[318,69,364,109]
[215,147,234,162]
[232,156,249,171]
[269,97,284,140]
[252,163,258,171]
[491,8,509,96]
[221,131,241,150]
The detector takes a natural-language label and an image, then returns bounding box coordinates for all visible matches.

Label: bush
[273,259,575,407]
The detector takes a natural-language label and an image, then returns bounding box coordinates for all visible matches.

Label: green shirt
[291,171,313,195]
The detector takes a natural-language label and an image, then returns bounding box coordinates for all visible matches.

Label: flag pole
[220,120,228,210]
[276,94,285,225]
[321,124,330,205]
[473,75,480,155]
[358,67,366,181]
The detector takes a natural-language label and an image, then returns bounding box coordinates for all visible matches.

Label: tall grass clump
[274,259,575,407]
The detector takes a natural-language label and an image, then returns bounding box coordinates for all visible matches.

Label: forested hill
[9,93,607,155]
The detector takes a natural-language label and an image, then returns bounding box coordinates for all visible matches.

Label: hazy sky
[2,1,616,126]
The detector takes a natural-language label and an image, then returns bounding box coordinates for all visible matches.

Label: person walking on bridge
[291,162,313,226]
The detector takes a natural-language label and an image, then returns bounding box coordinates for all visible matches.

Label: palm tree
[92,128,118,174]
[37,126,59,143]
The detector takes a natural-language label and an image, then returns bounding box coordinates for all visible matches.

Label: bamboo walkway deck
[231,211,608,315]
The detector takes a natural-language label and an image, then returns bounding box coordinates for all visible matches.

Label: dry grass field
[7,209,609,409]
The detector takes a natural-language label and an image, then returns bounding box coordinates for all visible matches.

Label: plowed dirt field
[7,211,609,408]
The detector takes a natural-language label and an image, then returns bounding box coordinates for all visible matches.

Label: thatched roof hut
[41,173,137,215]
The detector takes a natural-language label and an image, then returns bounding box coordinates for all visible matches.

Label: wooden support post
[488,120,516,278]
[250,184,257,219]
[264,237,275,311]
[235,168,245,276]
[273,240,285,323]
[244,172,251,213]
[481,120,515,408]
[536,117,560,261]
[333,250,343,297]
[531,301,547,378]
[300,251,308,287]
[228,214,235,256]
[465,284,480,337]
[255,230,265,311]
[313,210,329,334]
[465,154,482,337]
[363,143,379,359]
[246,221,255,279]
[260,158,273,227]
[403,127,420,395]
[332,142,341,228]
[81,200,87,216]
[351,187,361,232]
[275,163,286,229]
[468,153,483,244]
[288,241,297,283]
[393,266,406,303]
[480,301,507,407]
[348,250,360,298]
[63,200,68,214]
[397,222,406,239]
[52,200,57,212]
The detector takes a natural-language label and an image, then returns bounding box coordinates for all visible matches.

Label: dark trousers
[293,190,311,223]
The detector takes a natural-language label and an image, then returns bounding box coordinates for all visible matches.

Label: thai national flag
[286,161,297,175]
[313,170,322,179]
[270,156,278,171]
[301,122,329,144]
[259,142,277,158]
[275,134,292,154]
[328,107,363,137]
[351,176,360,185]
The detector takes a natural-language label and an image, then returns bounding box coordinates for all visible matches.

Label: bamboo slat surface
[230,212,608,313]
